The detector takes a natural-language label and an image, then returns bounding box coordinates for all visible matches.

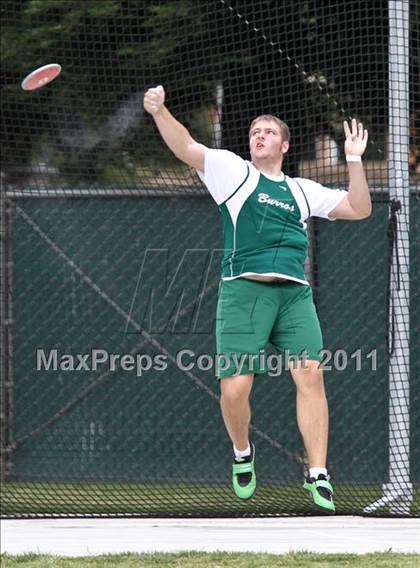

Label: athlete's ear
[282,140,290,154]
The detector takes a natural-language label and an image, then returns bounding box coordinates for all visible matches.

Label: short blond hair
[249,114,290,142]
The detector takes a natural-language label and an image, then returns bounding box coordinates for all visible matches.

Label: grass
[1,552,420,567]
[1,482,419,518]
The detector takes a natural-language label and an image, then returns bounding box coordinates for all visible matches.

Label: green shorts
[215,278,323,379]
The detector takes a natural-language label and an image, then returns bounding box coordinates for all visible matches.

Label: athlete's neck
[251,158,284,178]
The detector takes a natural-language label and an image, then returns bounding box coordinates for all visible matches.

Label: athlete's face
[249,120,289,162]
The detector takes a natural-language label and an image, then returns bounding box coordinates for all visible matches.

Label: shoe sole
[303,485,336,515]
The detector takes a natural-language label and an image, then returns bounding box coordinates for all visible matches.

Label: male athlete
[143,85,371,514]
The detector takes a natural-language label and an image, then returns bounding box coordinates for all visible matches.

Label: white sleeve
[293,177,348,220]
[196,149,249,205]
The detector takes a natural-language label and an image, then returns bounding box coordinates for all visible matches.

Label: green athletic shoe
[303,474,336,514]
[232,443,256,500]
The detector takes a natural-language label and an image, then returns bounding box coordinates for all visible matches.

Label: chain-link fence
[1,0,419,517]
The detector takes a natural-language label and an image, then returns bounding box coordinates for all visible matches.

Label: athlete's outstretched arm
[143,85,206,171]
[329,118,371,220]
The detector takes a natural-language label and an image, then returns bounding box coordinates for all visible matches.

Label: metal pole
[364,0,412,515]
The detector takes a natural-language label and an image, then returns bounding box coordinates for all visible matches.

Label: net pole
[364,0,412,516]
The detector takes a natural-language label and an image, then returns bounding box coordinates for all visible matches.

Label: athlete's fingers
[343,120,351,138]
[144,86,165,109]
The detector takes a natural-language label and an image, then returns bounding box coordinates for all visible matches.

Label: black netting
[1,0,419,518]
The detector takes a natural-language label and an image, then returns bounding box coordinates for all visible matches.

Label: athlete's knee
[291,361,325,395]
[220,373,254,404]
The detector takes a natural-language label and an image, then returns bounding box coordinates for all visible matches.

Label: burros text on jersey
[257,193,295,212]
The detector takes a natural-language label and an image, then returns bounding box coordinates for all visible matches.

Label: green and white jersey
[197,149,347,285]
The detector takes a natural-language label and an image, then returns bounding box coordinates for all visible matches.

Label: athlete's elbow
[348,194,372,219]
[360,199,373,218]
[354,204,372,219]
[364,204,373,218]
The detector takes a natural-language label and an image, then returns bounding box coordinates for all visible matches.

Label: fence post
[364,0,412,516]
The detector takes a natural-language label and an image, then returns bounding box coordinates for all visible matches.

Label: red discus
[21,63,62,91]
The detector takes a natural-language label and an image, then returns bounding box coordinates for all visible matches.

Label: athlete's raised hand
[344,118,368,157]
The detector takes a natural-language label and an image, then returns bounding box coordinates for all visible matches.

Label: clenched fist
[143,85,165,115]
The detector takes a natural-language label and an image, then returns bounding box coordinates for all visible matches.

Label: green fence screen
[1,0,419,517]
